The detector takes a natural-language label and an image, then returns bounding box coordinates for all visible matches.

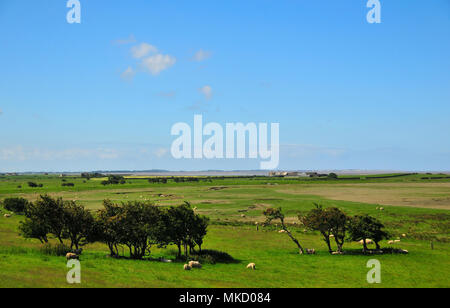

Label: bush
[191,249,236,264]
[2,197,30,213]
[27,181,38,188]
[40,243,72,256]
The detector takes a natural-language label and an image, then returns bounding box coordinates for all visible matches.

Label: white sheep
[306,249,316,255]
[247,263,256,270]
[188,261,202,269]
[66,253,78,260]
[183,264,192,271]
[4,214,11,218]
[359,239,373,245]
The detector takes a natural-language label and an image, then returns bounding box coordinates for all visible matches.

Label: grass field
[0,173,449,288]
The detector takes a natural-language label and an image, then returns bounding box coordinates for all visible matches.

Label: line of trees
[300,204,390,253]
[263,204,390,254]
[18,195,209,260]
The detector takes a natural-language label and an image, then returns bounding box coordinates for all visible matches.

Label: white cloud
[199,85,213,100]
[141,54,176,75]
[121,66,135,81]
[0,147,119,161]
[192,49,211,62]
[131,43,158,59]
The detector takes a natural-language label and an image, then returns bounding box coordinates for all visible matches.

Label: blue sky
[0,0,449,172]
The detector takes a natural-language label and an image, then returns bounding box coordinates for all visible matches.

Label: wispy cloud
[121,42,176,79]
[141,54,176,75]
[199,85,213,100]
[192,49,211,62]
[112,34,136,45]
[0,146,120,161]
[121,66,135,81]
[131,43,158,59]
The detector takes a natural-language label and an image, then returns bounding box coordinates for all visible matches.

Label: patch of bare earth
[276,183,450,210]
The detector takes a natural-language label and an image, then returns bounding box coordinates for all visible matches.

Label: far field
[0,173,449,288]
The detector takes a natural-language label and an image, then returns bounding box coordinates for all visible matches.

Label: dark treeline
[17,195,209,260]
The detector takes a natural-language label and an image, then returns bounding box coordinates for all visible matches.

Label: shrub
[40,243,71,256]
[300,204,349,253]
[191,249,236,264]
[27,181,38,188]
[2,197,30,213]
[348,215,390,252]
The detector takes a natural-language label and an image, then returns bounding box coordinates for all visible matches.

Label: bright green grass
[0,175,449,288]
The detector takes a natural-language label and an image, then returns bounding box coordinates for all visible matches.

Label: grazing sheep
[4,214,11,218]
[183,264,192,271]
[388,240,394,245]
[278,230,287,233]
[189,261,202,269]
[306,249,316,255]
[247,263,256,270]
[241,214,246,218]
[379,207,384,211]
[66,253,78,260]
[359,239,373,245]
[401,249,409,254]
[402,234,407,237]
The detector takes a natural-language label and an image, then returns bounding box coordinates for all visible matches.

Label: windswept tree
[348,215,390,252]
[300,204,349,253]
[62,201,95,250]
[117,201,163,259]
[191,214,209,253]
[19,215,49,244]
[96,200,124,257]
[263,207,305,254]
[326,207,348,253]
[31,195,66,244]
[300,204,333,253]
[164,202,209,259]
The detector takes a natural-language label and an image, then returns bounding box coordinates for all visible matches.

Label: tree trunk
[322,232,332,253]
[363,240,368,253]
[284,227,304,254]
[177,244,182,258]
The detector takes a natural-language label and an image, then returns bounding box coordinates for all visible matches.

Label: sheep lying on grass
[66,253,79,260]
[3,214,11,218]
[183,264,192,271]
[358,239,373,245]
[188,261,202,269]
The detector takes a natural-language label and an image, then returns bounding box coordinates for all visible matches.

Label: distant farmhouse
[269,171,330,178]
[269,171,309,177]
